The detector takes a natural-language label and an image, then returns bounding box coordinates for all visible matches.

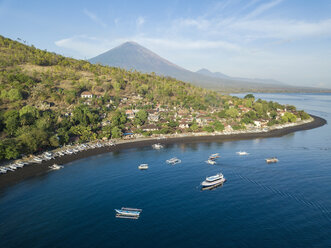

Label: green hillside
[0,35,310,161]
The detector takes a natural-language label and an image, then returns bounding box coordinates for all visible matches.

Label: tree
[111,126,122,138]
[111,110,127,127]
[203,126,214,133]
[4,140,20,159]
[7,88,23,101]
[4,110,19,136]
[134,110,148,126]
[100,125,112,139]
[19,105,39,125]
[225,108,239,118]
[213,121,224,131]
[49,135,60,147]
[282,112,297,123]
[70,125,96,142]
[18,128,48,153]
[190,123,199,132]
[244,94,255,100]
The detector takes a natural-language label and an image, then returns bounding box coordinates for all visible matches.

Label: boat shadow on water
[200,182,225,191]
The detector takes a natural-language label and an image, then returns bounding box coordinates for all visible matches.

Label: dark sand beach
[0,115,326,190]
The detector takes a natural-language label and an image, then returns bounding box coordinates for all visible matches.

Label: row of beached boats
[0,141,116,174]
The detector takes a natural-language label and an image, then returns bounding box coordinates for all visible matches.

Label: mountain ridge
[89,41,330,93]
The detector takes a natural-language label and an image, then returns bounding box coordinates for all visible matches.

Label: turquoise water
[0,93,330,248]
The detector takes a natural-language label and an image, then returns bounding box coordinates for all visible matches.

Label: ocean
[0,93,330,248]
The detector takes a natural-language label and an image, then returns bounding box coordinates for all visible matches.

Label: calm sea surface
[0,93,330,248]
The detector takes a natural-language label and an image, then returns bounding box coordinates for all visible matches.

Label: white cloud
[55,35,241,59]
[141,38,241,51]
[136,16,145,28]
[55,36,111,58]
[230,18,331,39]
[244,0,283,19]
[83,8,107,28]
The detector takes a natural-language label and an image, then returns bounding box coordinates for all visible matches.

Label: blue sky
[1,0,331,87]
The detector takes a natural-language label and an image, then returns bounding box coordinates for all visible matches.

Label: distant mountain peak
[89,41,186,74]
[89,43,290,91]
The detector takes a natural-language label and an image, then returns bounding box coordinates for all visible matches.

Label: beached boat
[206,159,216,165]
[209,153,220,160]
[166,157,181,165]
[201,172,226,187]
[236,151,249,156]
[15,162,25,168]
[33,157,43,163]
[138,164,149,170]
[265,157,279,163]
[49,164,64,170]
[152,143,164,149]
[43,155,53,160]
[115,207,142,219]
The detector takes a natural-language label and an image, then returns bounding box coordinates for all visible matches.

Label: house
[125,110,135,119]
[179,121,189,129]
[148,113,159,122]
[224,125,233,132]
[141,124,159,132]
[81,91,93,98]
[254,121,261,127]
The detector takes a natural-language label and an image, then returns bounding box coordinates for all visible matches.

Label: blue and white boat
[201,172,226,187]
[166,157,181,165]
[115,207,142,218]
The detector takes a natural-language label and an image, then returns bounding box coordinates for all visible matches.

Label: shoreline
[0,114,326,191]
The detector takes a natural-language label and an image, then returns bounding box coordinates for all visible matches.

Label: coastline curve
[0,114,326,191]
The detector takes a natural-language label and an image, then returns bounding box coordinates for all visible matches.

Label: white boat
[115,207,142,218]
[209,153,220,160]
[138,164,149,170]
[49,164,64,170]
[236,151,249,156]
[152,143,164,150]
[15,162,25,168]
[206,159,216,165]
[201,172,226,187]
[166,157,181,165]
[43,155,52,160]
[44,152,53,157]
[0,167,7,174]
[5,166,15,172]
[265,157,279,163]
[33,157,43,163]
[65,149,73,155]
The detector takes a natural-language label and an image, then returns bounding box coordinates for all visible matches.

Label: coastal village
[75,90,311,140]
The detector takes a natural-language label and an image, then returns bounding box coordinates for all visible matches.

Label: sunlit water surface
[0,93,330,248]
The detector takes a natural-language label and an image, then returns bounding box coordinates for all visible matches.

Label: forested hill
[0,35,227,160]
[0,35,309,162]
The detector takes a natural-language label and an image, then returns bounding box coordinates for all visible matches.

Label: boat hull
[115,209,140,217]
[201,178,226,187]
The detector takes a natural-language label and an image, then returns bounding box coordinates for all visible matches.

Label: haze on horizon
[0,0,331,88]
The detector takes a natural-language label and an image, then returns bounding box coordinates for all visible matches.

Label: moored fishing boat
[206,159,216,165]
[152,143,164,149]
[201,172,226,188]
[49,164,64,170]
[236,151,249,156]
[265,157,278,163]
[115,207,142,219]
[138,164,149,170]
[209,153,220,160]
[166,157,181,165]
